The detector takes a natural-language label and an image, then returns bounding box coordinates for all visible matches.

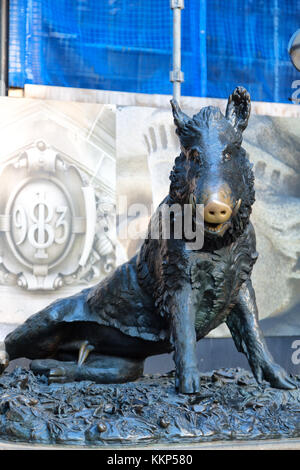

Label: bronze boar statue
[0,87,296,393]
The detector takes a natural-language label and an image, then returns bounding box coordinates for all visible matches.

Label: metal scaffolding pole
[0,0,8,96]
[170,0,184,103]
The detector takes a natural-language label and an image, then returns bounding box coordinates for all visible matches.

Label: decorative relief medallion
[0,141,116,290]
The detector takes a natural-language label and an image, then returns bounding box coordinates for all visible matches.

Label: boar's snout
[204,199,232,224]
[202,184,235,233]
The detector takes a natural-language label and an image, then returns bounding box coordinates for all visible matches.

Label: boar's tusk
[232,199,242,216]
[189,193,197,212]
[78,341,95,366]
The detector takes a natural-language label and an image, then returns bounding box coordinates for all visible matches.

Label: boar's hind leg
[31,353,144,384]
[226,279,296,390]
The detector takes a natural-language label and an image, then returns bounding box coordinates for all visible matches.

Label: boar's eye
[223,152,231,162]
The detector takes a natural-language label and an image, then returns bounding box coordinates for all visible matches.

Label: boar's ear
[170,99,191,132]
[225,87,251,133]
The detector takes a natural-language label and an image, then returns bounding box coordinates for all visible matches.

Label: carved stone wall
[0,98,116,342]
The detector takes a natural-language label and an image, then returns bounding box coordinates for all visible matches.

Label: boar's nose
[204,199,232,224]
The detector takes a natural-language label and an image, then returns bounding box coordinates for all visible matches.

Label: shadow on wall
[144,336,300,376]
[260,301,300,336]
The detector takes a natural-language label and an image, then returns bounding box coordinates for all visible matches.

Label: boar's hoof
[255,361,297,390]
[176,367,201,394]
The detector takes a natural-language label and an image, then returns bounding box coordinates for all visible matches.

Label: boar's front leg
[226,279,296,390]
[168,283,200,394]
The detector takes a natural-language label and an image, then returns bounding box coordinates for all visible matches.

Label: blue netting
[8,0,300,103]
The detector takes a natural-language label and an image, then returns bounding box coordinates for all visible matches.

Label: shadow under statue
[0,87,296,394]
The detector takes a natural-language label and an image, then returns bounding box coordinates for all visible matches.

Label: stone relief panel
[0,142,94,290]
[0,98,116,341]
[116,105,300,337]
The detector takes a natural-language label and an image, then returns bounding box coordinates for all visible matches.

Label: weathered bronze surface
[0,87,297,396]
[0,366,299,445]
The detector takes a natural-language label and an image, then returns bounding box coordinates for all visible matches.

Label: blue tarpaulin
[8,0,300,103]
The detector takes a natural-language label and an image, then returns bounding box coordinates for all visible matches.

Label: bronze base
[0,366,299,446]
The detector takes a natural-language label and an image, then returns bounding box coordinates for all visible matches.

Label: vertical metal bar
[273,0,279,102]
[199,0,207,97]
[172,5,181,102]
[170,0,184,103]
[0,0,8,96]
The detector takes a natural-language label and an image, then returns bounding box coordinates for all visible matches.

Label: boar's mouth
[204,220,231,236]
[189,195,242,238]
[203,199,242,237]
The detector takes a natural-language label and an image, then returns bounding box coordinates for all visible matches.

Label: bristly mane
[169,153,191,204]
[193,106,224,125]
[174,106,243,148]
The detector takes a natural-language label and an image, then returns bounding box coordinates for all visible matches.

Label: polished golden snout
[204,199,232,224]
